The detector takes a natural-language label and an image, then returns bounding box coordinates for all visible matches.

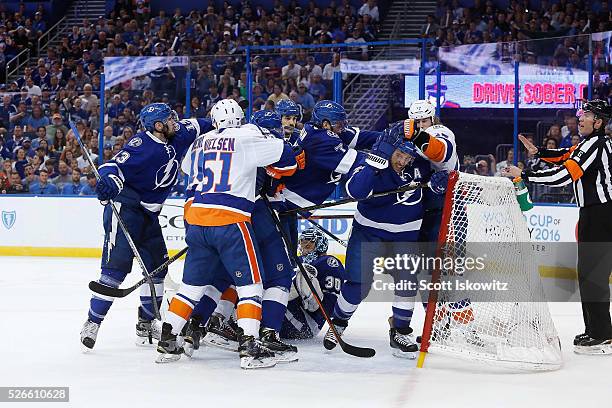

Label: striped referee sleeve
[523,137,600,186]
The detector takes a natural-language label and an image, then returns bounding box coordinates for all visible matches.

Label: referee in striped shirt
[504,99,612,354]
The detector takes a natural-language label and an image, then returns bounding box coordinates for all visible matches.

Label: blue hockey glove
[366,129,399,170]
[429,171,449,195]
[96,174,123,202]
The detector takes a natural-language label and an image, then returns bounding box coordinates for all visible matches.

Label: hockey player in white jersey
[156,99,299,369]
[403,100,478,344]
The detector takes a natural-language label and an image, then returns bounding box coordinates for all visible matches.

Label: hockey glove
[367,130,398,170]
[429,170,449,195]
[402,119,419,140]
[96,174,123,202]
[293,145,306,170]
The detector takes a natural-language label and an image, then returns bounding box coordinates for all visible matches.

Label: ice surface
[0,257,610,408]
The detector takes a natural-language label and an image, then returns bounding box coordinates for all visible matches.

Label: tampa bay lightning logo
[394,187,422,206]
[2,210,16,229]
[155,145,179,189]
[327,172,342,185]
[155,159,179,189]
[127,137,142,147]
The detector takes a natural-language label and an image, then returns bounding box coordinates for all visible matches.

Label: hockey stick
[88,247,188,298]
[261,194,376,358]
[66,112,161,320]
[280,182,428,215]
[304,217,347,247]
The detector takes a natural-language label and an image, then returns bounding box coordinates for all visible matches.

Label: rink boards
[0,196,582,280]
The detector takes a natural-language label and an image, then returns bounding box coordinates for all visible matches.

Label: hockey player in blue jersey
[282,100,364,214]
[174,108,304,362]
[322,122,449,358]
[276,99,302,145]
[281,228,347,340]
[80,103,213,350]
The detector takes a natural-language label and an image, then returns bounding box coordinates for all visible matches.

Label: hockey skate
[574,337,612,355]
[183,316,205,358]
[323,318,348,350]
[135,312,162,346]
[573,332,590,346]
[80,319,100,351]
[389,319,418,359]
[202,313,239,352]
[155,323,184,363]
[238,334,276,369]
[259,327,298,363]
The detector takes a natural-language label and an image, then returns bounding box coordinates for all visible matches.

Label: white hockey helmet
[408,100,436,120]
[211,98,245,130]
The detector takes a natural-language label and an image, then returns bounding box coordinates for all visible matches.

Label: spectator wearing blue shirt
[5,126,26,154]
[13,147,28,178]
[0,95,17,130]
[61,168,85,195]
[25,106,50,133]
[80,173,97,196]
[31,126,48,150]
[295,83,316,111]
[10,102,28,131]
[33,12,46,34]
[20,137,35,158]
[0,136,12,160]
[107,94,125,119]
[307,74,327,101]
[29,169,58,195]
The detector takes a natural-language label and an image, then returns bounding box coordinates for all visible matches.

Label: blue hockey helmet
[383,121,418,157]
[311,100,347,132]
[276,99,301,118]
[397,140,418,157]
[140,103,178,132]
[251,109,282,130]
[299,227,329,263]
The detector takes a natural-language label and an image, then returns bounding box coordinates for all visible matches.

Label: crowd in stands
[0,0,382,195]
[431,0,611,71]
[0,2,49,83]
[0,0,610,204]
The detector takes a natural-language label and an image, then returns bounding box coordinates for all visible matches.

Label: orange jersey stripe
[184,198,193,218]
[266,164,297,179]
[542,145,577,163]
[186,207,251,226]
[237,302,262,320]
[237,222,262,283]
[564,158,584,181]
[220,287,238,304]
[168,297,193,320]
[423,136,447,162]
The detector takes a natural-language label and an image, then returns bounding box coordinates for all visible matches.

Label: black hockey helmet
[581,99,612,121]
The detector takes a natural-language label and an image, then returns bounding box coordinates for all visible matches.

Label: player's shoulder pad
[318,254,342,269]
[425,124,455,141]
[241,123,273,138]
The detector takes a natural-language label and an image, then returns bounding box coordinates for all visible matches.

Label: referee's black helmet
[582,99,612,121]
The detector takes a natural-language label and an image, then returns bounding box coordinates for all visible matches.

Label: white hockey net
[420,172,563,371]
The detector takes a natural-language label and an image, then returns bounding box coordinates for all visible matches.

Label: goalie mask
[299,227,329,263]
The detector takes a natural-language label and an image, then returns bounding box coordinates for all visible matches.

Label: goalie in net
[417,171,563,371]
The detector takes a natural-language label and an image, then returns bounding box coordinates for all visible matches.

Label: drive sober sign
[405,73,588,109]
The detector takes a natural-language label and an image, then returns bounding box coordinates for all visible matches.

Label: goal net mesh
[421,172,563,370]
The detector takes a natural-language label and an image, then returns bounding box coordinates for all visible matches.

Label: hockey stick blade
[88,247,188,298]
[338,339,376,358]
